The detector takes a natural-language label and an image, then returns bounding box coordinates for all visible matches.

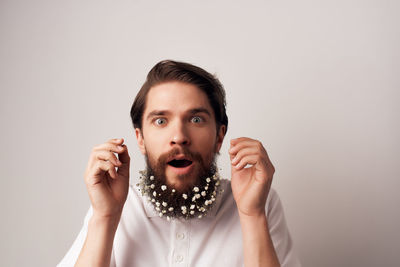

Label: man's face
[136,81,225,192]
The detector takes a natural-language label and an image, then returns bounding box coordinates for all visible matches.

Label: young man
[58,60,301,267]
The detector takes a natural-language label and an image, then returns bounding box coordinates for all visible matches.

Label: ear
[135,128,146,155]
[215,125,226,153]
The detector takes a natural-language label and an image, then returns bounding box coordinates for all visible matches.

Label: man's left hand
[229,137,275,217]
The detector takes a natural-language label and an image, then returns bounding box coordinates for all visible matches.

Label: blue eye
[191,116,203,123]
[155,118,167,125]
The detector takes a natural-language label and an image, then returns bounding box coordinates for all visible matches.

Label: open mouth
[167,159,193,168]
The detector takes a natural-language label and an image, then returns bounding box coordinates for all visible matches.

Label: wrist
[90,212,121,229]
[238,210,267,224]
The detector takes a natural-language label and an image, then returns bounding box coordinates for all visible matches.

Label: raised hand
[84,138,130,218]
[229,137,275,217]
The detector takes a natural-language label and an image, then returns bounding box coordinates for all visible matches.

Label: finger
[235,153,271,172]
[234,154,259,170]
[230,137,253,146]
[230,147,260,165]
[95,150,121,167]
[93,142,125,154]
[229,139,265,155]
[117,145,130,164]
[108,138,124,144]
[96,160,118,179]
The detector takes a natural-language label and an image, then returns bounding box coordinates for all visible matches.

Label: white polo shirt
[58,179,301,267]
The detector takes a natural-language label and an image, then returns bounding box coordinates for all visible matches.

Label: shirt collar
[137,179,230,219]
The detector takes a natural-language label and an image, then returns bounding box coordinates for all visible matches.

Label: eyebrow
[146,110,171,121]
[189,108,212,116]
[146,108,212,121]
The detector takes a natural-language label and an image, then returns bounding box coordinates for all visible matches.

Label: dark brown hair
[130,60,228,134]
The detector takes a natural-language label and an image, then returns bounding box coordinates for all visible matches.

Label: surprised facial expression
[136,81,225,192]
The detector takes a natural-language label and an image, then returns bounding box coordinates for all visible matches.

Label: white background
[1,0,399,266]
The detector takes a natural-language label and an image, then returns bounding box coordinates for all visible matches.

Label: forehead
[144,81,214,115]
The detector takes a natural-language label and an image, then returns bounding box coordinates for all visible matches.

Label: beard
[137,146,222,220]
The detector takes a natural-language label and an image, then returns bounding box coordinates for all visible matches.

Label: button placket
[171,220,190,266]
[176,233,185,240]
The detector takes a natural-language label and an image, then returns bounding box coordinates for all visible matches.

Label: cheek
[144,144,161,161]
[201,128,217,144]
[194,130,218,153]
[143,129,166,151]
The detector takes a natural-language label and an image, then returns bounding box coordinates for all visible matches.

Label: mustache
[158,147,203,165]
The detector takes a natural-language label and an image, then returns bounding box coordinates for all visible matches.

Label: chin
[137,166,222,220]
[166,172,198,193]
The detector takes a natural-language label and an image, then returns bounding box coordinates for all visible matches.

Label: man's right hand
[84,138,130,219]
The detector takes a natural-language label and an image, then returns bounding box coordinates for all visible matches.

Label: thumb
[117,145,130,177]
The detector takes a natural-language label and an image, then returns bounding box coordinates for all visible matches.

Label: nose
[170,122,190,146]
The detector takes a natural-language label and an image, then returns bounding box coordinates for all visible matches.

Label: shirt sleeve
[56,206,93,267]
[57,206,118,267]
[266,189,302,267]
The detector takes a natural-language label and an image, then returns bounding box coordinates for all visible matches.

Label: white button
[175,254,184,262]
[176,233,185,240]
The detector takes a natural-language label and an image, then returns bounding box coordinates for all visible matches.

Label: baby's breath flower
[139,169,221,221]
